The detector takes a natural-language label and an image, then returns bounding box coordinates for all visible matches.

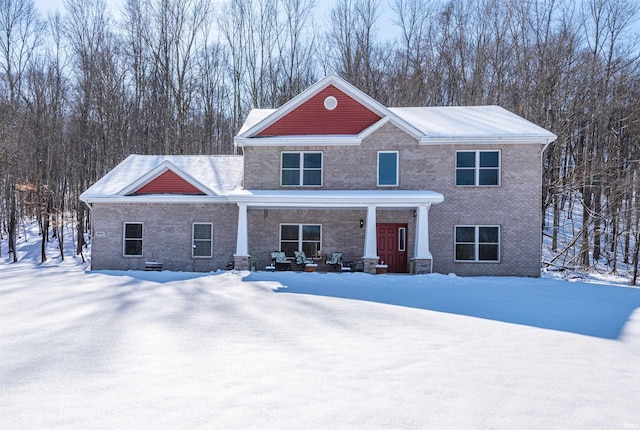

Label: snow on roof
[237,109,276,135]
[389,106,556,140]
[238,105,556,144]
[81,155,244,200]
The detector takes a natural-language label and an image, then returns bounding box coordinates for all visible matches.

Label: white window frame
[192,222,213,258]
[281,151,323,187]
[123,222,143,257]
[454,225,501,262]
[279,223,322,256]
[398,227,407,252]
[455,150,501,187]
[377,150,399,187]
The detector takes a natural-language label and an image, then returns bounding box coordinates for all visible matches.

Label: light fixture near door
[359,219,364,228]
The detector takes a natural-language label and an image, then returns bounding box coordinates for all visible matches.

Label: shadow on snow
[244,271,640,340]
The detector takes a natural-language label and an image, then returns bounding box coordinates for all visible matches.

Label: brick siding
[90,202,237,272]
[243,122,544,277]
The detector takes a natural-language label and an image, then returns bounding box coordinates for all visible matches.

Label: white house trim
[80,195,229,205]
[235,135,362,147]
[227,189,444,209]
[419,136,557,145]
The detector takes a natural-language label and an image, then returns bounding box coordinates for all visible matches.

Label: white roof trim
[238,74,408,139]
[81,195,229,204]
[419,135,558,145]
[235,116,424,148]
[117,160,216,196]
[228,189,444,209]
[235,135,362,147]
[358,116,423,141]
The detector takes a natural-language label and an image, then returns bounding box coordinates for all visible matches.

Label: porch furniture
[271,252,291,271]
[326,252,343,271]
[304,263,318,272]
[294,251,314,265]
[375,264,388,274]
[145,261,162,271]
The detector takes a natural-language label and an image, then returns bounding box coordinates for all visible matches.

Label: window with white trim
[280,224,321,257]
[456,150,500,186]
[377,151,398,186]
[281,152,322,186]
[192,223,213,258]
[455,225,500,262]
[398,227,406,252]
[123,222,143,256]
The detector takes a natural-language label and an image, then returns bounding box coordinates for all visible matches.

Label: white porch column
[235,203,249,256]
[363,204,378,258]
[414,203,432,259]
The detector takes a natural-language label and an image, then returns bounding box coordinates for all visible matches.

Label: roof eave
[235,135,362,147]
[80,195,230,204]
[419,135,558,145]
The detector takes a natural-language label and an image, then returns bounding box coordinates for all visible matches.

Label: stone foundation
[411,258,432,274]
[234,255,249,271]
[362,257,380,274]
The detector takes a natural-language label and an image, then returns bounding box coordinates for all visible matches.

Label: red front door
[376,223,408,273]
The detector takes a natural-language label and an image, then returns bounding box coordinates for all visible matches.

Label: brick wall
[247,208,416,270]
[89,202,237,272]
[243,122,545,276]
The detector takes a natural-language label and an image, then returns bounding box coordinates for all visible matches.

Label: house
[80,74,556,276]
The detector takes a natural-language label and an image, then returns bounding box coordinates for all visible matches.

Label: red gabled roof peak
[130,169,205,195]
[257,85,382,136]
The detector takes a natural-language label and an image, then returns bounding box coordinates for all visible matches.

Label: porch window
[280,224,321,257]
[192,223,213,258]
[455,225,500,262]
[456,150,500,186]
[123,222,143,256]
[281,152,322,186]
[377,151,398,186]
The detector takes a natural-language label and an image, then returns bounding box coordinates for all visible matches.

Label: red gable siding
[257,85,382,136]
[132,170,205,195]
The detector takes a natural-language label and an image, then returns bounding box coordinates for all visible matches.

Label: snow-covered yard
[2,235,640,428]
[1,268,638,429]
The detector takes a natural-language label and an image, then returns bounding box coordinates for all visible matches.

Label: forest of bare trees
[1,0,639,280]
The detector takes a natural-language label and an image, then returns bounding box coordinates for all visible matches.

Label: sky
[33,0,400,40]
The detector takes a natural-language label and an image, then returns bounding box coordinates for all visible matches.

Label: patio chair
[325,252,343,271]
[294,251,314,266]
[271,251,291,271]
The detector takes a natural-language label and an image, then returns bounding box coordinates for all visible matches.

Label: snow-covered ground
[2,223,640,429]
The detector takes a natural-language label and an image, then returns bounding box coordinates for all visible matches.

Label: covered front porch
[228,190,444,274]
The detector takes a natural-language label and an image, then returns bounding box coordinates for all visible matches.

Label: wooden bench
[145,261,163,271]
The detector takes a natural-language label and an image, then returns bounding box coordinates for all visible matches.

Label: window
[193,223,213,258]
[455,226,500,262]
[123,222,143,256]
[456,151,500,186]
[378,151,398,186]
[281,152,322,186]
[280,224,321,257]
[398,227,406,252]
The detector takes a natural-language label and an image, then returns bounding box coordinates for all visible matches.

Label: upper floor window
[455,225,500,262]
[281,152,322,186]
[378,151,398,186]
[123,222,143,256]
[192,223,213,258]
[456,150,500,186]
